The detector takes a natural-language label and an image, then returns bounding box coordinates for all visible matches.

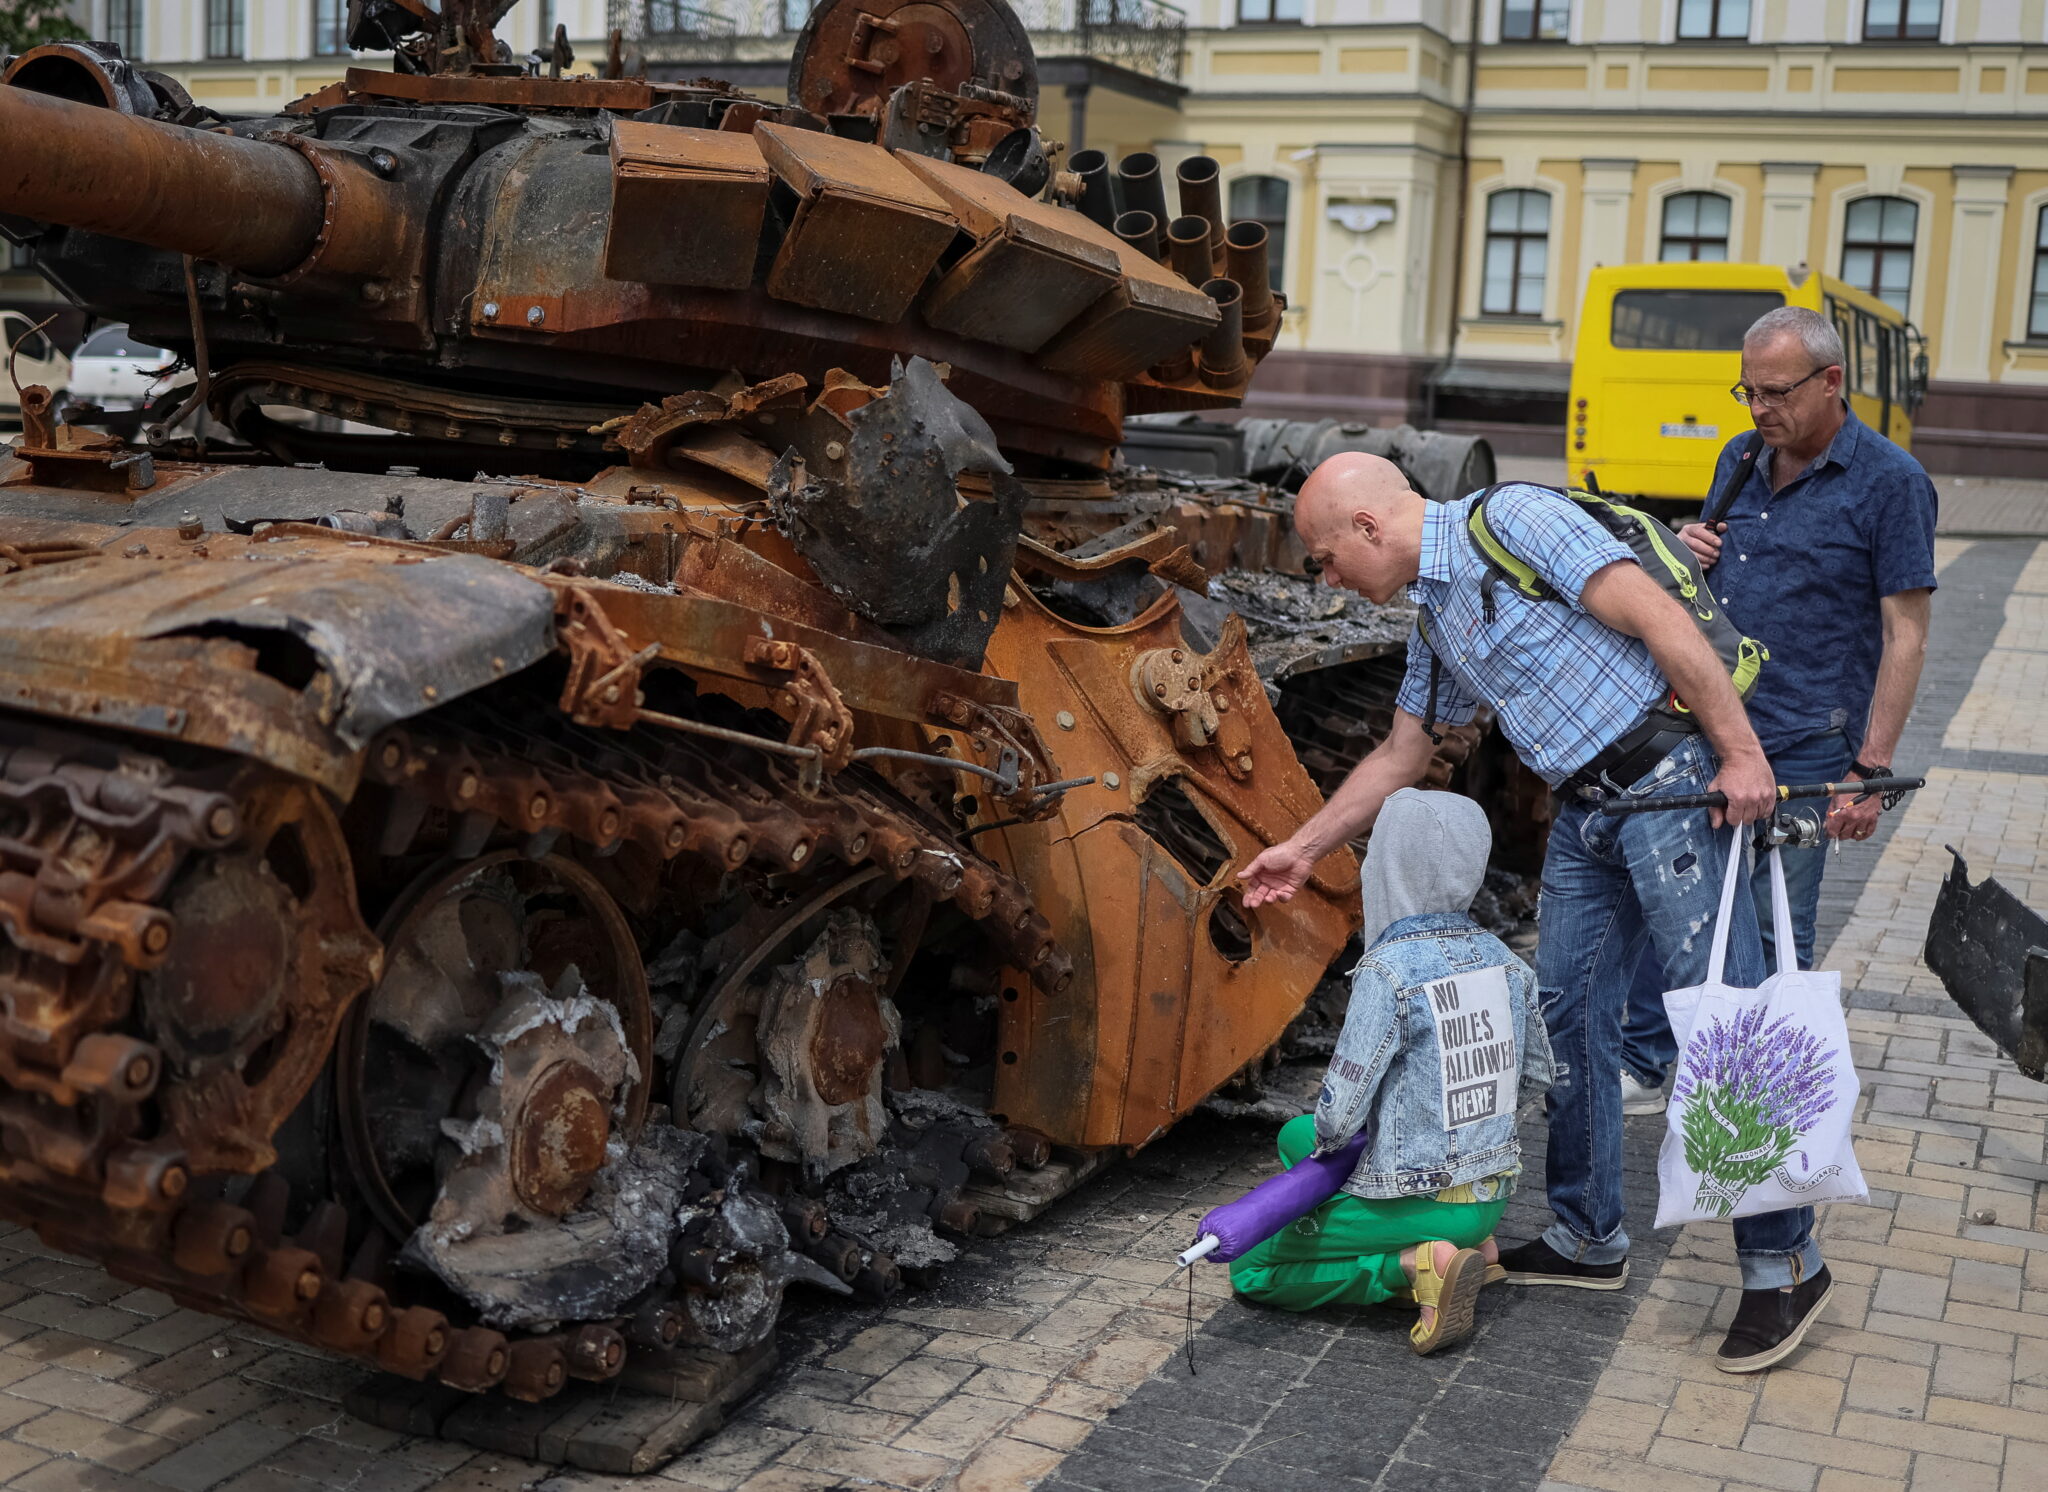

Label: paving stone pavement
[0,541,2036,1490]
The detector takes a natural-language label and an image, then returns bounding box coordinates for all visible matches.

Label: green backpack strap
[1465,484,1556,605]
[1461,483,1769,705]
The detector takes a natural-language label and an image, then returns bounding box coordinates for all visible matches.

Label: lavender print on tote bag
[1654,835,1868,1230]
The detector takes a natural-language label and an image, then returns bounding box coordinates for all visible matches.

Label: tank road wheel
[145,774,380,1175]
[336,852,653,1244]
[675,867,931,1175]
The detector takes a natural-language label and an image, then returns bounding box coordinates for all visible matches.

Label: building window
[1841,196,1917,313]
[313,0,349,55]
[1500,1,1570,41]
[1863,0,1941,40]
[1481,189,1550,316]
[1238,0,1304,22]
[205,0,244,58]
[1660,192,1732,261]
[1229,176,1289,293]
[1677,0,1749,40]
[105,0,143,57]
[2028,208,2048,340]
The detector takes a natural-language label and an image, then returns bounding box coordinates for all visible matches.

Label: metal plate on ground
[345,1340,777,1472]
[1923,846,2048,1079]
[962,1146,1114,1233]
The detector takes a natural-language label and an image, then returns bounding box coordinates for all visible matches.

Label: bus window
[1855,310,1882,400]
[1609,289,1784,350]
[1826,296,1859,389]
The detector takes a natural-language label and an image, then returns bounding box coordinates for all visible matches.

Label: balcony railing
[611,0,1186,85]
[608,0,739,64]
[1012,0,1187,84]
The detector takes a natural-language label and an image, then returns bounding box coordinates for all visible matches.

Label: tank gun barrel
[0,85,326,277]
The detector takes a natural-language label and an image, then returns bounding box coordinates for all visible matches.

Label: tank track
[0,700,1071,1410]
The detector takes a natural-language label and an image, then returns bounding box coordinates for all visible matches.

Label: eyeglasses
[1731,365,1832,408]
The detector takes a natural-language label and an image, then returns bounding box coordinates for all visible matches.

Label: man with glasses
[1619,306,1936,1120]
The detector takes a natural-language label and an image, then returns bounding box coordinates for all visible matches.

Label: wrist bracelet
[1847,760,1887,780]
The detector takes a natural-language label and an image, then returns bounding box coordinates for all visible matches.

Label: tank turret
[1,5,1281,476]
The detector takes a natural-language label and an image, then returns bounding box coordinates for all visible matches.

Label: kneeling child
[1229,788,1555,1354]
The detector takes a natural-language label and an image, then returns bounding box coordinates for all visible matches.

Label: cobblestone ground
[0,539,2037,1492]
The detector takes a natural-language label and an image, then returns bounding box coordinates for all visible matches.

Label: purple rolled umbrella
[1178,1130,1370,1266]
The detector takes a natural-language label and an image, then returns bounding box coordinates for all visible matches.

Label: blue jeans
[1535,734,1822,1291]
[1756,728,1856,974]
[1620,949,1679,1088]
[1617,728,1854,1086]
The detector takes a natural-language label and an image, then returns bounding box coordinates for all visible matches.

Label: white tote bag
[1654,833,1868,1229]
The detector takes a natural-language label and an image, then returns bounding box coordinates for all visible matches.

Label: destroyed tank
[0,0,1495,1465]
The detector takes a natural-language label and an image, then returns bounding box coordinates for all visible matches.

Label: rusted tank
[0,2,1388,1467]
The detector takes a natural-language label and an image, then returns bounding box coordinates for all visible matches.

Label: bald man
[1240,454,1833,1375]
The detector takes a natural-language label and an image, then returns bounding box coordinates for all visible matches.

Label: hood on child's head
[1359,788,1492,946]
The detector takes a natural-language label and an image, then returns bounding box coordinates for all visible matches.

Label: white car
[0,311,70,425]
[65,323,176,413]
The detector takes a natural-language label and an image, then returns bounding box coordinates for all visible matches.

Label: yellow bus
[1567,262,1927,516]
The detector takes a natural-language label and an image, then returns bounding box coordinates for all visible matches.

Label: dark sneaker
[1495,1236,1629,1291]
[1716,1266,1833,1374]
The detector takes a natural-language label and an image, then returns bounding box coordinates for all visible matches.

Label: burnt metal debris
[0,0,1517,1470]
[1924,848,2048,1081]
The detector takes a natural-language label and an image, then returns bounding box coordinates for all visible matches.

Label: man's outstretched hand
[1240,839,1317,908]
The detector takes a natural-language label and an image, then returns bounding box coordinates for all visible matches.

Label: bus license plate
[1661,423,1719,439]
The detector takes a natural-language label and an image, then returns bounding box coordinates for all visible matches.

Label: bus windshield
[1610,289,1786,351]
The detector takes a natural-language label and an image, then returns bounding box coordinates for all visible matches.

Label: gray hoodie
[1314,787,1554,1194]
[1359,787,1493,943]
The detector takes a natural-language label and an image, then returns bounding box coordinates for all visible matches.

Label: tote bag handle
[1765,845,1798,976]
[1702,827,1748,989]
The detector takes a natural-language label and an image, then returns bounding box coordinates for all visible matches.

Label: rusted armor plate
[605,124,772,291]
[0,545,556,755]
[755,123,958,324]
[896,153,1121,354]
[979,590,1360,1147]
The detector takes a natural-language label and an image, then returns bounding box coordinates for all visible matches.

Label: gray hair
[1745,305,1845,368]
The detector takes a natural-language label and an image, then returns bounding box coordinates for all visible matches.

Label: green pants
[1228,1115,1509,1311]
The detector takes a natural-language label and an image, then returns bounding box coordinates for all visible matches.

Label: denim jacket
[1313,911,1556,1200]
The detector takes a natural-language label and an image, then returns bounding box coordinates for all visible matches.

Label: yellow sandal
[1394,1262,1504,1302]
[1408,1242,1486,1356]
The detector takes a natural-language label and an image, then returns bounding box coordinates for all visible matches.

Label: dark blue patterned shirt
[1704,409,1938,757]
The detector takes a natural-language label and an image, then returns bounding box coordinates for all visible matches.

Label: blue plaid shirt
[1395,485,1669,784]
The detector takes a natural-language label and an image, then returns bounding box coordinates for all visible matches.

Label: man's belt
[1563,709,1700,799]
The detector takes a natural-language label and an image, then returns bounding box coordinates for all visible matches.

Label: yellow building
[1161,0,2048,475]
[28,0,2048,472]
